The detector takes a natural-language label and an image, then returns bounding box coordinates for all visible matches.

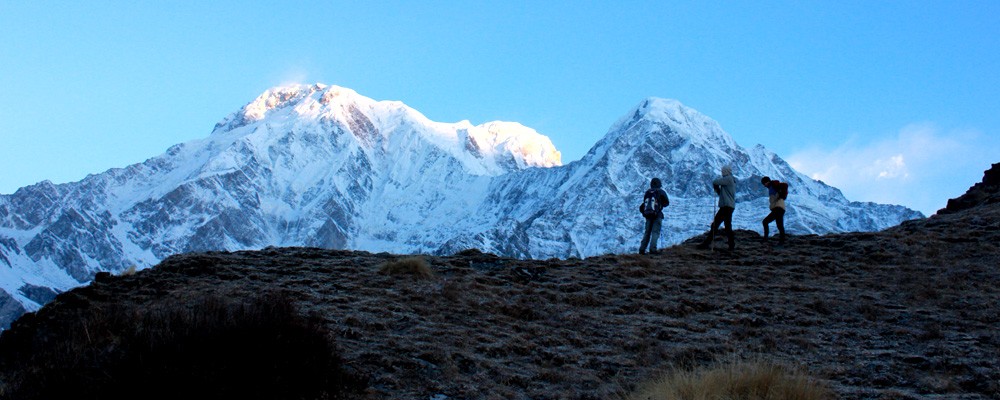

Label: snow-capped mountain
[0,84,922,327]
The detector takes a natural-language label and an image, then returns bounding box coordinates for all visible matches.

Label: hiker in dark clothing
[697,166,736,251]
[639,177,670,255]
[761,176,788,244]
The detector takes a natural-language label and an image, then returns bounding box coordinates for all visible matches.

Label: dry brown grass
[626,359,833,400]
[119,265,137,276]
[378,256,434,278]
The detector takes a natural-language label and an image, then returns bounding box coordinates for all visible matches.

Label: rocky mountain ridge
[0,84,922,328]
[937,162,1000,215]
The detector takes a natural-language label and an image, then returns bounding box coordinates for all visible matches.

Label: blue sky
[1,1,997,215]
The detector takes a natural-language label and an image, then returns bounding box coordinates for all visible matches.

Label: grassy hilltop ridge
[1,164,999,399]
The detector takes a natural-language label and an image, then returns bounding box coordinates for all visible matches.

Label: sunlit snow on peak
[470,121,562,168]
[216,83,563,174]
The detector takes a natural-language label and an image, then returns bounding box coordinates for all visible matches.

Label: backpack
[774,181,789,200]
[640,189,662,219]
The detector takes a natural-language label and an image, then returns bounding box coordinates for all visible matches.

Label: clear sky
[1,1,997,216]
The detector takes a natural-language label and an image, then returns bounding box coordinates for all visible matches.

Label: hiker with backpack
[697,165,736,251]
[760,176,788,244]
[639,177,670,255]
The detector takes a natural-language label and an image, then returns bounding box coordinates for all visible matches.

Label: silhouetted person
[639,177,670,254]
[697,166,736,251]
[761,176,788,245]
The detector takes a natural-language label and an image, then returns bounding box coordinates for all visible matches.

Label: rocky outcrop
[0,292,26,332]
[938,162,1000,215]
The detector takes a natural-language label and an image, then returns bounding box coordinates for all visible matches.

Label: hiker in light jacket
[639,177,670,255]
[760,176,788,244]
[697,165,736,251]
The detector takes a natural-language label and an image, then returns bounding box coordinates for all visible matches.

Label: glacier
[0,83,923,327]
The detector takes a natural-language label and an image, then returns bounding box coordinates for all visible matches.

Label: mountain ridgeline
[0,84,922,326]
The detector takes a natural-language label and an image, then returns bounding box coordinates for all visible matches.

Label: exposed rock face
[1,188,996,399]
[938,163,1000,214]
[0,292,26,333]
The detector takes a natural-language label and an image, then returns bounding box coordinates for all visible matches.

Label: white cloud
[873,154,907,179]
[787,123,998,216]
[276,64,312,86]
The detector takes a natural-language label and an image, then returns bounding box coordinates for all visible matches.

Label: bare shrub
[454,248,485,257]
[119,265,137,276]
[379,256,434,278]
[626,359,833,400]
[0,292,364,400]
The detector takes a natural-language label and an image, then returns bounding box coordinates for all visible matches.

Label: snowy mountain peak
[584,97,739,165]
[206,83,560,174]
[628,97,737,149]
[610,97,693,130]
[213,83,364,133]
[0,85,924,329]
[466,121,562,168]
[244,84,326,121]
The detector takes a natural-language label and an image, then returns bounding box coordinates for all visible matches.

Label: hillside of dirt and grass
[1,164,997,399]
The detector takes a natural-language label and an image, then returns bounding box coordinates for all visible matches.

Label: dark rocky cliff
[938,162,1000,215]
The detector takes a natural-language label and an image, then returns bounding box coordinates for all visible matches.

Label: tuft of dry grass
[626,359,833,400]
[119,265,137,276]
[379,256,434,278]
